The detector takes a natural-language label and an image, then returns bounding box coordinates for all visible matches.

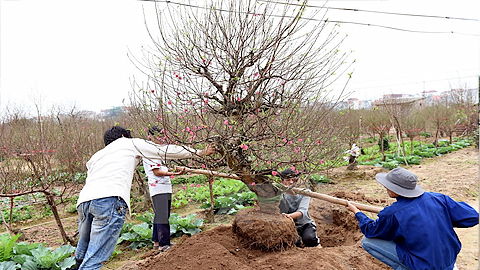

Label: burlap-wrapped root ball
[232,208,298,251]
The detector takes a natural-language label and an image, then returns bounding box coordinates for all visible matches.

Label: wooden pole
[175,166,382,214]
[291,188,381,214]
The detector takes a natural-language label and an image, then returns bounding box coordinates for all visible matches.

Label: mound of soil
[119,197,389,270]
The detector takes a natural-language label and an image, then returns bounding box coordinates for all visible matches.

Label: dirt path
[9,146,479,270]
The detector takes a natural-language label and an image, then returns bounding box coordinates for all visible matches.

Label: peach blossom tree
[128,0,352,208]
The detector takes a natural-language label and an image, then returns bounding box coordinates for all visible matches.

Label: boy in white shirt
[143,127,187,252]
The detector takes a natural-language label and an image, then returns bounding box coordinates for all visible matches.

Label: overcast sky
[0,0,478,114]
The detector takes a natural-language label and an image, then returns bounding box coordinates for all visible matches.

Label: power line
[139,0,479,36]
[261,0,479,22]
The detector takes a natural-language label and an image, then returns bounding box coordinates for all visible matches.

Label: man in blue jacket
[346,167,478,270]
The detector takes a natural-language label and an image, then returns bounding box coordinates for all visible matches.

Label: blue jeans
[361,236,410,270]
[75,197,127,270]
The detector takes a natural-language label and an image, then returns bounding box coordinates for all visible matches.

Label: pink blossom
[168,101,172,105]
[320,159,324,164]
[151,90,155,93]
[224,120,229,125]
[267,160,271,164]
[272,171,278,176]
[298,139,303,142]
[170,175,175,179]
[190,183,194,188]
[282,138,287,143]
[291,166,296,171]
[317,140,322,144]
[251,182,256,186]
[239,144,248,150]
[183,186,186,190]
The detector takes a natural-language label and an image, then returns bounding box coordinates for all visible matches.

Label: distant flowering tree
[128,0,352,209]
[402,109,426,154]
[363,108,391,161]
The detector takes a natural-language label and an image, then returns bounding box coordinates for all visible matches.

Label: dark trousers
[296,223,319,247]
[151,193,172,246]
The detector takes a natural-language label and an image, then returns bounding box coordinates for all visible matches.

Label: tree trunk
[44,191,76,246]
[250,182,282,214]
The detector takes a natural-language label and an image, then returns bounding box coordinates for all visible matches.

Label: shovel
[175,166,382,214]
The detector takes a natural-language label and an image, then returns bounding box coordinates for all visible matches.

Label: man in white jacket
[74,126,215,270]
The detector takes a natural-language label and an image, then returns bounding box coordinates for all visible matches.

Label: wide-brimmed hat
[375,167,424,198]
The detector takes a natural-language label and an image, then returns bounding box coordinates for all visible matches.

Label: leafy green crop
[0,233,75,270]
[357,137,473,170]
[172,178,250,209]
[200,192,256,215]
[169,213,203,237]
[117,211,204,249]
[117,223,152,249]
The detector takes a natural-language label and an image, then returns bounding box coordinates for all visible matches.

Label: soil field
[11,146,479,270]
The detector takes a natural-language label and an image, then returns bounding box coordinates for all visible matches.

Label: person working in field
[346,167,479,270]
[279,168,320,248]
[142,127,186,252]
[74,126,215,270]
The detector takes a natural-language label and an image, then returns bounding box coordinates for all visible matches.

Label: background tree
[402,108,426,154]
[425,103,455,146]
[363,108,391,161]
[0,104,107,245]
[128,0,352,249]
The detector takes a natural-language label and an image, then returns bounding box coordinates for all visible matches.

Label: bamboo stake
[175,166,383,214]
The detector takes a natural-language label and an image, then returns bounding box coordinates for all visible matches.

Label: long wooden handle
[291,188,382,214]
[175,166,382,214]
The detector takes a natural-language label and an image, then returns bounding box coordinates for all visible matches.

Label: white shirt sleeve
[131,138,200,160]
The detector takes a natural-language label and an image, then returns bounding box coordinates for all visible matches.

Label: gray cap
[375,167,424,198]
